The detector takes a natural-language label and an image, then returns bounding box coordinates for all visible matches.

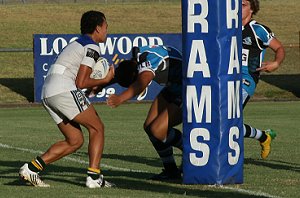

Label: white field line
[1,142,281,198]
[208,185,282,198]
[0,143,148,173]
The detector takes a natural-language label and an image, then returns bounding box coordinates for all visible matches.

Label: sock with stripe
[243,124,267,142]
[145,126,179,173]
[87,167,101,180]
[28,156,46,173]
[163,128,183,150]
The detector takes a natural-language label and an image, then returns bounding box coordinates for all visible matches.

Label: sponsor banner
[33,33,181,102]
[182,0,243,184]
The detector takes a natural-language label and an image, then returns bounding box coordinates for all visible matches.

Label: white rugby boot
[19,163,50,187]
[86,174,116,188]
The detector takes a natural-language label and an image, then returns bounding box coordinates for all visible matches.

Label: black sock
[244,124,252,138]
[145,127,178,173]
[87,168,100,180]
[163,162,179,174]
[165,128,183,150]
[28,156,46,172]
[258,131,268,142]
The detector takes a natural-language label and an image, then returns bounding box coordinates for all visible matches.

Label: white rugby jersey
[42,35,100,99]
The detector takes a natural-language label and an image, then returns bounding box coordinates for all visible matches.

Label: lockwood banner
[33,33,181,103]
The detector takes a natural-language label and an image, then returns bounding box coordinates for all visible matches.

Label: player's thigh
[144,93,168,127]
[156,86,182,127]
[43,95,84,143]
[153,102,181,127]
[57,120,84,144]
[44,90,103,132]
[73,105,104,132]
[43,89,91,124]
[166,102,182,127]
[145,94,182,130]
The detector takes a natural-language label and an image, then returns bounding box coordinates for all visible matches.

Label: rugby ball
[90,57,109,79]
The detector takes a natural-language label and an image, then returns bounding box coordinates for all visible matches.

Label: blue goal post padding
[182,0,244,184]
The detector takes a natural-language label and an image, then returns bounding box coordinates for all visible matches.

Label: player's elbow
[75,80,86,89]
[275,46,285,64]
[77,84,85,89]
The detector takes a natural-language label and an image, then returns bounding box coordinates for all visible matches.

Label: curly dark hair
[115,60,138,88]
[248,0,260,15]
[80,10,106,34]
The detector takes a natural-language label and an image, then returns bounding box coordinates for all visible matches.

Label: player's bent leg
[19,119,84,187]
[41,120,84,164]
[144,95,183,181]
[144,125,181,181]
[73,105,115,187]
[73,105,104,169]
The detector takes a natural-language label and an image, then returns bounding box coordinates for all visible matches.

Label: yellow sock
[87,167,101,180]
[88,167,100,174]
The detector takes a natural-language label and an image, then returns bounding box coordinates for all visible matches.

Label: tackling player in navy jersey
[242,0,285,159]
[108,45,183,180]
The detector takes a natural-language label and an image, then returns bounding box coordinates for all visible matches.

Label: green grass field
[0,1,299,197]
[0,102,299,197]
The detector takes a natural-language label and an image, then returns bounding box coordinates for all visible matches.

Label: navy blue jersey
[134,45,182,86]
[242,20,274,96]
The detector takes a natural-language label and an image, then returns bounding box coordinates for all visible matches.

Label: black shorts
[160,84,182,107]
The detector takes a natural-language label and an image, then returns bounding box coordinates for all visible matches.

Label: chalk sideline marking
[1,142,281,198]
[208,185,282,198]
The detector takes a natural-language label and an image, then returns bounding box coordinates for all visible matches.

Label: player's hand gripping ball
[90,57,110,79]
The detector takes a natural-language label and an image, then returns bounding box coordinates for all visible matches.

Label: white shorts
[42,89,91,124]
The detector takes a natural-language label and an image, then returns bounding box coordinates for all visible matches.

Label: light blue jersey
[134,45,183,106]
[242,20,274,96]
[135,45,182,86]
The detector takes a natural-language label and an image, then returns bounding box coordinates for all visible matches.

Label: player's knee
[144,125,162,142]
[89,122,104,136]
[144,124,158,138]
[145,124,166,141]
[67,135,84,151]
[144,124,152,135]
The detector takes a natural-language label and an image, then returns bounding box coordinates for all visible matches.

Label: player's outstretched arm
[107,71,154,108]
[257,38,285,73]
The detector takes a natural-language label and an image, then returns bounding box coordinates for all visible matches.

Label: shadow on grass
[0,160,265,197]
[244,158,300,173]
[72,151,167,169]
[0,78,34,102]
[260,74,300,97]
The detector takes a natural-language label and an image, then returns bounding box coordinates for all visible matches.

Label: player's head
[244,0,260,15]
[80,10,106,34]
[115,60,138,88]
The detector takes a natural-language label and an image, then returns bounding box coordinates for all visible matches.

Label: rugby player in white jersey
[19,10,115,188]
[242,0,285,159]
